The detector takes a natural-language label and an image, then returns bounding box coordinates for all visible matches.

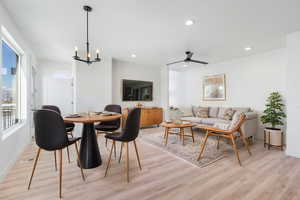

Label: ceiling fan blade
[190,59,208,65]
[186,52,193,59]
[166,60,185,66]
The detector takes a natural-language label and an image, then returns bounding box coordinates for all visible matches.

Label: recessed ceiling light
[185,19,194,26]
[131,54,136,58]
[244,47,252,51]
[183,64,188,67]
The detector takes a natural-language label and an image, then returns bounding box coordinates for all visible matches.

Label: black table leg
[79,123,102,168]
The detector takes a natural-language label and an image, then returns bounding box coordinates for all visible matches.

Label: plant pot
[265,128,283,146]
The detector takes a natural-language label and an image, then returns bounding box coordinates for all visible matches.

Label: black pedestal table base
[79,123,102,169]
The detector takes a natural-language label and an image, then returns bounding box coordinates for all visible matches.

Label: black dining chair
[104,108,141,183]
[95,104,122,157]
[42,105,75,164]
[28,109,85,198]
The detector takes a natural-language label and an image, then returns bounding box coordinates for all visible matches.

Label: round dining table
[64,113,122,169]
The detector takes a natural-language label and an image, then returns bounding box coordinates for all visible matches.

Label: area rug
[140,127,233,168]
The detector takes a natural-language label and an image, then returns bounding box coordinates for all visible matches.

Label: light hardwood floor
[1,128,300,200]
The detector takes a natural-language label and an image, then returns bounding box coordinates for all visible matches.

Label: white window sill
[1,121,26,141]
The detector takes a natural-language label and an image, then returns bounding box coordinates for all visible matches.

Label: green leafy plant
[261,92,286,129]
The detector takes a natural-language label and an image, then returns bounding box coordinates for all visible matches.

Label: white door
[43,74,73,115]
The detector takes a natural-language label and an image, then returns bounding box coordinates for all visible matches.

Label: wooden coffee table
[161,122,195,146]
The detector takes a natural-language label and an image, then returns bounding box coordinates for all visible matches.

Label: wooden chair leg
[66,146,71,163]
[165,128,169,146]
[105,140,115,177]
[113,141,117,159]
[133,140,142,170]
[191,127,195,143]
[239,129,252,156]
[75,143,85,181]
[119,142,124,163]
[54,151,57,171]
[197,131,209,161]
[217,136,220,150]
[230,134,242,166]
[28,148,41,190]
[59,149,63,198]
[126,142,130,183]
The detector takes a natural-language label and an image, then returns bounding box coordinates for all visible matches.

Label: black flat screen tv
[122,79,153,101]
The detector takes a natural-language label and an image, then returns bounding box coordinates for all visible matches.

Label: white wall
[286,31,300,158]
[112,59,161,108]
[74,56,112,113]
[0,3,37,180]
[170,48,287,139]
[37,60,73,114]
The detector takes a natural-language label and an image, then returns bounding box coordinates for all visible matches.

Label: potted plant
[261,92,286,146]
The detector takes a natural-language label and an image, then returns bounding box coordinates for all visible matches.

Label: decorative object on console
[73,5,101,65]
[135,103,143,107]
[203,74,226,101]
[261,92,286,149]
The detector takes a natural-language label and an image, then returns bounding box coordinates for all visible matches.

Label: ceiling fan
[166,51,208,66]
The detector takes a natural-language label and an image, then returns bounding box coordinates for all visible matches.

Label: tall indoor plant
[261,92,286,145]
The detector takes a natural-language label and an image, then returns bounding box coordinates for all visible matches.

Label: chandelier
[73,5,101,65]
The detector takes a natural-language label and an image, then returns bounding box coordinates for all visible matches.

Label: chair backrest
[121,108,141,141]
[229,113,246,132]
[42,105,61,115]
[34,109,69,151]
[103,104,122,127]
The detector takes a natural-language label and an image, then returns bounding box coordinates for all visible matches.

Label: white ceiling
[2,0,300,66]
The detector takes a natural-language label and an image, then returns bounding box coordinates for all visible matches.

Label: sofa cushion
[191,105,199,117]
[232,107,250,113]
[209,107,219,118]
[217,107,227,118]
[222,108,235,120]
[200,118,231,126]
[181,117,202,123]
[195,107,209,118]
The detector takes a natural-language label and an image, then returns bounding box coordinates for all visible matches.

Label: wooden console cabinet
[122,107,163,127]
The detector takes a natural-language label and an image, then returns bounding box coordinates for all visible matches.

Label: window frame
[1,26,25,138]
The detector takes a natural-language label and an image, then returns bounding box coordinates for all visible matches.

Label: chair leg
[191,127,195,143]
[75,143,85,181]
[119,142,124,163]
[126,142,130,183]
[105,138,108,148]
[59,149,63,198]
[217,136,220,150]
[230,134,242,166]
[66,146,71,163]
[113,141,117,159]
[239,129,252,156]
[197,131,209,161]
[28,148,41,190]
[163,128,167,139]
[54,151,57,171]
[104,140,115,177]
[133,140,142,170]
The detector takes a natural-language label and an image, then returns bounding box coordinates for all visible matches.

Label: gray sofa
[181,107,258,139]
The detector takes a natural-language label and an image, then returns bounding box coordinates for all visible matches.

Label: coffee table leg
[191,127,195,143]
[79,123,102,169]
[182,128,185,145]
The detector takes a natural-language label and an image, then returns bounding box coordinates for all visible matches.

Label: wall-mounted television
[122,79,153,101]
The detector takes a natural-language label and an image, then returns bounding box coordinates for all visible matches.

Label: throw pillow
[191,105,199,117]
[195,107,209,118]
[209,107,219,118]
[229,111,244,130]
[222,108,235,120]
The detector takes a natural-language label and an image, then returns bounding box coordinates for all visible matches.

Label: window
[1,40,20,131]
